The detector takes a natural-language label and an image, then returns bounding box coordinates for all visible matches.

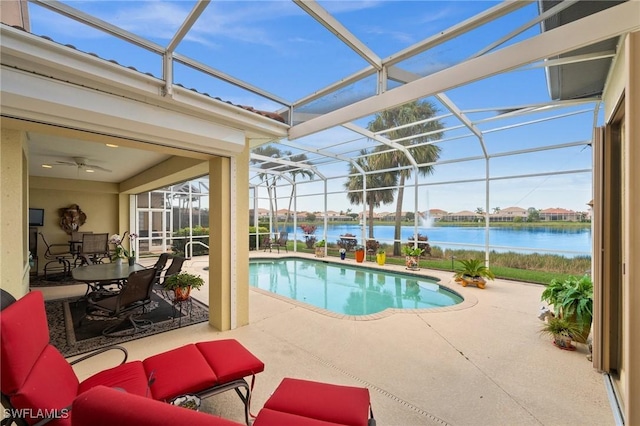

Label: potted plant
[453,258,495,289]
[163,272,205,301]
[402,246,423,270]
[314,240,326,258]
[354,245,365,263]
[540,316,582,351]
[376,248,386,266]
[541,274,593,343]
[339,248,346,260]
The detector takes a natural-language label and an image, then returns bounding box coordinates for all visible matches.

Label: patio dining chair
[76,233,110,266]
[265,232,288,253]
[39,232,75,279]
[82,267,158,337]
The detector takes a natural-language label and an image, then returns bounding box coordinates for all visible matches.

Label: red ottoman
[143,339,265,425]
[254,378,373,426]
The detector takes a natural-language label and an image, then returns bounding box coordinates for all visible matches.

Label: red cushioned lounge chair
[0,291,264,426]
[70,382,376,426]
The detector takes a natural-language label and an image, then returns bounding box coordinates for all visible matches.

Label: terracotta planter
[376,252,386,265]
[355,250,365,263]
[405,256,419,270]
[455,275,486,289]
[553,333,576,351]
[174,286,191,301]
[315,247,325,258]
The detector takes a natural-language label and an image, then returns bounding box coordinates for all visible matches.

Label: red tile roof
[6,24,286,124]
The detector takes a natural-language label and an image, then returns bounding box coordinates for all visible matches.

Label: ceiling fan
[55,157,112,173]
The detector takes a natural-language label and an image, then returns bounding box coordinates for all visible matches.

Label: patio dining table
[72,262,147,294]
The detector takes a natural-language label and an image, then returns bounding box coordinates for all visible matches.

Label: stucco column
[208,147,250,330]
[0,128,29,297]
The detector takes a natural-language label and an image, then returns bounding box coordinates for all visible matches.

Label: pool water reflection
[249,258,463,316]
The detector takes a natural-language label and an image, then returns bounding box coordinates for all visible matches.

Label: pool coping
[249,255,478,321]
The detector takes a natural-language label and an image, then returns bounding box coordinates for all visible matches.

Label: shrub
[337,233,358,251]
[300,224,318,249]
[249,226,269,250]
[408,233,431,256]
[172,226,209,256]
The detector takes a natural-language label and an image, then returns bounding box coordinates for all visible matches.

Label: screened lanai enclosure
[136,177,211,258]
[21,0,637,266]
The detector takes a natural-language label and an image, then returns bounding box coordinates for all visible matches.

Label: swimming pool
[249,258,463,316]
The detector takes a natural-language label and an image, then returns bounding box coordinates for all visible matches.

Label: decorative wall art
[58,204,87,235]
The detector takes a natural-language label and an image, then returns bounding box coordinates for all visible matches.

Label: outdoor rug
[45,290,209,357]
[30,272,81,287]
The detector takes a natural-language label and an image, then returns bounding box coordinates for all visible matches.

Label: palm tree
[282,153,314,229]
[368,100,444,255]
[344,150,397,240]
[251,145,313,233]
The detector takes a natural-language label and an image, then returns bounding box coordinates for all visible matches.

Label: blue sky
[28,1,597,214]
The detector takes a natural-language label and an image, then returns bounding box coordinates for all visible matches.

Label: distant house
[490,206,528,222]
[427,209,448,222]
[539,207,580,222]
[443,210,482,222]
[317,210,353,221]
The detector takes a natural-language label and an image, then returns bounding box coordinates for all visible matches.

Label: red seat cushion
[196,340,265,383]
[78,361,149,397]
[1,291,56,394]
[263,378,371,426]
[142,344,217,401]
[9,345,78,426]
[72,386,243,426]
[254,408,344,426]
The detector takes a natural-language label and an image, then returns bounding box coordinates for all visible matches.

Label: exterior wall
[29,177,120,275]
[621,30,639,426]
[601,30,639,425]
[0,128,30,298]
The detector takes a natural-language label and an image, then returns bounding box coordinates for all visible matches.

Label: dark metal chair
[83,267,158,337]
[163,255,186,282]
[39,232,75,279]
[266,231,288,253]
[76,233,110,266]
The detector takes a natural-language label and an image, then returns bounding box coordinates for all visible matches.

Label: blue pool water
[249,258,463,316]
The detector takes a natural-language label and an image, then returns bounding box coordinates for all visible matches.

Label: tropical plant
[314,239,326,248]
[408,233,431,256]
[402,246,424,257]
[163,272,205,291]
[344,150,397,239]
[539,316,582,338]
[453,259,495,280]
[541,274,593,328]
[250,145,314,234]
[540,316,582,349]
[368,100,444,256]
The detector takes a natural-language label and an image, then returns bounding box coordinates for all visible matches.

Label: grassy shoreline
[284,244,590,285]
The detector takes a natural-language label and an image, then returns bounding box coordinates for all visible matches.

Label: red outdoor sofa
[0,290,375,426]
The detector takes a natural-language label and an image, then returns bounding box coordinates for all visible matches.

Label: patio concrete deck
[39,252,613,425]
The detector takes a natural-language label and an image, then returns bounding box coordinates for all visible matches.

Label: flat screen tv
[29,208,44,227]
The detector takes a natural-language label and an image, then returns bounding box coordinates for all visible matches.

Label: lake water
[276,224,591,257]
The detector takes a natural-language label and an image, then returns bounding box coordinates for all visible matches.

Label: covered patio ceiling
[18,0,640,214]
